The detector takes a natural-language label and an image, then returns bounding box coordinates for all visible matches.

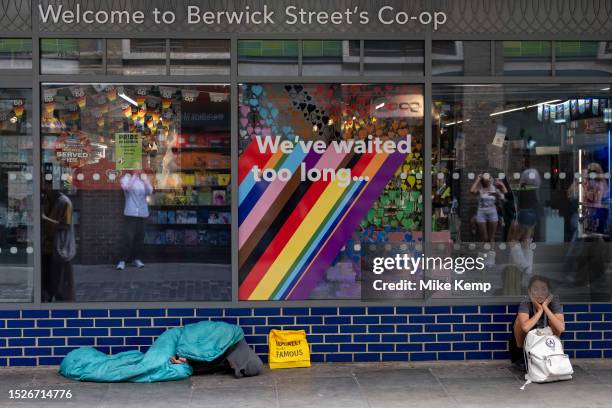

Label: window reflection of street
[432,84,612,302]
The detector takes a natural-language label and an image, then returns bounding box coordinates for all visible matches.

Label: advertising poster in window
[238,84,424,300]
[115,132,142,170]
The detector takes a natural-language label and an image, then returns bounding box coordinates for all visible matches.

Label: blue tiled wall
[0,304,611,366]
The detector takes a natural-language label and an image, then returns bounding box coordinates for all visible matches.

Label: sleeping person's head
[528,275,551,304]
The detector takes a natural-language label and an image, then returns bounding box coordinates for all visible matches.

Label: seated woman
[511,275,565,370]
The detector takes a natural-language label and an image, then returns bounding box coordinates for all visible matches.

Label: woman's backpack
[520,326,573,389]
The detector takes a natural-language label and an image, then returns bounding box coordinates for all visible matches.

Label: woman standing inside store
[564,162,609,297]
[509,156,542,275]
[116,170,153,270]
[470,173,507,264]
[41,181,76,301]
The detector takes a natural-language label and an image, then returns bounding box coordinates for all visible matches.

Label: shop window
[432,41,491,76]
[495,41,552,76]
[41,39,103,74]
[301,40,360,76]
[0,39,32,70]
[107,39,167,75]
[363,41,424,76]
[556,41,612,76]
[432,83,612,302]
[0,89,33,302]
[40,84,231,302]
[238,83,424,300]
[170,39,230,75]
[238,40,298,76]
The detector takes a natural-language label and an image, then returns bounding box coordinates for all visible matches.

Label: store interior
[40,84,231,302]
[432,84,612,302]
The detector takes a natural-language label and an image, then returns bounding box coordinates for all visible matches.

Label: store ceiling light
[602,87,610,91]
[444,119,470,127]
[526,99,562,109]
[489,99,561,117]
[119,92,138,107]
[375,102,385,110]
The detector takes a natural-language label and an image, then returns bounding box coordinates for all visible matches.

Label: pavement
[0,360,611,407]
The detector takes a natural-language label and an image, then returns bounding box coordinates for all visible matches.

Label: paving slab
[0,360,611,407]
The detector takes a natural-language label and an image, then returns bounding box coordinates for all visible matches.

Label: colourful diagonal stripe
[287,151,408,299]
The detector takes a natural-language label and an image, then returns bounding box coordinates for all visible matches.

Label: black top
[518,297,563,328]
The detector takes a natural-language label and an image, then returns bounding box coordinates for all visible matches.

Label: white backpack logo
[520,326,573,389]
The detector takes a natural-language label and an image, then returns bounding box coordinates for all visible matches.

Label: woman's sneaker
[134,260,145,268]
[116,261,126,270]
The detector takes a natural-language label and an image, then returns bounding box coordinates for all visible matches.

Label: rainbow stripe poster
[238,84,424,300]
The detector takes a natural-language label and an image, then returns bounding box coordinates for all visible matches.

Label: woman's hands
[530,293,555,314]
[542,294,554,309]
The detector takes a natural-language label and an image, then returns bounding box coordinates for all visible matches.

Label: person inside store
[563,162,609,298]
[42,179,76,301]
[116,169,153,270]
[469,173,507,265]
[577,162,609,235]
[510,275,565,371]
[508,155,542,275]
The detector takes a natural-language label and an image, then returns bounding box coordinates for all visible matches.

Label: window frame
[0,31,609,309]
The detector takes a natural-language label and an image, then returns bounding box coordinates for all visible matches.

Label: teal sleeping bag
[59,321,244,382]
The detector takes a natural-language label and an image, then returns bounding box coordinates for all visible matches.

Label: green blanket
[59,321,244,382]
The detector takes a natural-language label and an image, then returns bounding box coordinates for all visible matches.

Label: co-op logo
[374,96,423,118]
[379,102,422,113]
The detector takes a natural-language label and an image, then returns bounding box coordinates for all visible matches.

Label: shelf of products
[0,100,33,263]
[39,84,232,266]
[142,145,231,260]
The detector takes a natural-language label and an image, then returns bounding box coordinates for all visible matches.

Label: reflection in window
[432,41,490,76]
[556,41,612,76]
[495,41,551,76]
[238,83,424,300]
[432,84,612,302]
[238,40,298,75]
[302,40,359,76]
[0,39,32,69]
[107,39,166,75]
[41,39,103,74]
[363,41,423,75]
[41,84,231,302]
[170,39,230,75]
[0,89,33,302]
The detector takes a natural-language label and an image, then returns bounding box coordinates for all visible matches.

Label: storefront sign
[115,133,142,170]
[36,1,447,33]
[372,94,423,118]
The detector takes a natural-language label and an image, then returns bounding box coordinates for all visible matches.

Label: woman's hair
[587,162,605,181]
[480,174,491,187]
[587,162,603,174]
[528,275,551,290]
